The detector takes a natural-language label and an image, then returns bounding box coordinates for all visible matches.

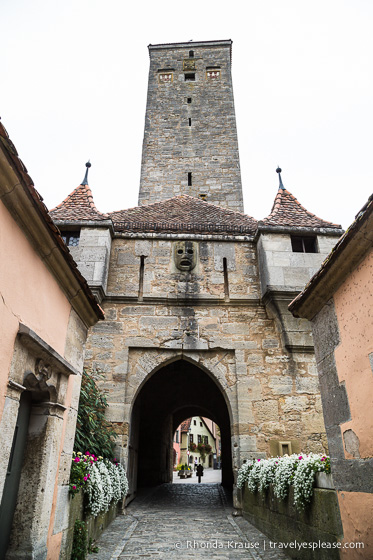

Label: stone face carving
[35,358,52,380]
[174,241,198,271]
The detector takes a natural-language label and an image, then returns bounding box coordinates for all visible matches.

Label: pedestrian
[194,458,197,471]
[196,463,204,483]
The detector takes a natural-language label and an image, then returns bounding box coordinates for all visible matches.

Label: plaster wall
[0,200,71,415]
[333,249,373,459]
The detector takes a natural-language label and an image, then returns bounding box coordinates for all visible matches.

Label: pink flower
[84,476,88,481]
[74,457,80,462]
[87,474,90,478]
[86,452,90,456]
[94,457,97,461]
[299,456,303,460]
[258,459,260,462]
[321,457,325,461]
[90,460,94,464]
[72,485,77,490]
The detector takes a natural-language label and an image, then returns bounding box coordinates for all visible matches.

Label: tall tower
[139,40,244,212]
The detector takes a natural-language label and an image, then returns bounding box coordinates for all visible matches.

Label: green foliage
[197,443,212,459]
[74,369,116,459]
[88,538,99,554]
[71,520,87,560]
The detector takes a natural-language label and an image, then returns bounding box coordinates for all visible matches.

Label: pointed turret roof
[261,170,341,230]
[109,195,257,235]
[50,182,109,222]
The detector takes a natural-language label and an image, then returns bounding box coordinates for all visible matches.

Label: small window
[61,231,80,247]
[188,172,192,186]
[189,50,194,58]
[193,420,196,425]
[200,421,202,427]
[279,441,292,456]
[188,118,191,126]
[187,97,192,103]
[175,431,179,443]
[189,434,193,443]
[185,73,195,81]
[198,435,202,443]
[291,235,318,253]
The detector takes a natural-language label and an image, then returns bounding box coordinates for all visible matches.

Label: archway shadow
[128,359,233,501]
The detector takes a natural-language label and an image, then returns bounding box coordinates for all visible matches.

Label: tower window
[189,50,194,58]
[188,172,192,186]
[187,97,192,103]
[291,235,318,253]
[185,73,195,81]
[188,118,191,126]
[61,231,80,247]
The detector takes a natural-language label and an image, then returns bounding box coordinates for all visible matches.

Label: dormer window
[61,231,80,247]
[291,235,318,253]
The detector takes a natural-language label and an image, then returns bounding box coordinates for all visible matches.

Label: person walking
[196,463,204,483]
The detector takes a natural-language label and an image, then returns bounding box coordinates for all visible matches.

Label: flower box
[315,472,334,489]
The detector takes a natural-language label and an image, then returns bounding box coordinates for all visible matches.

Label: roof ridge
[109,194,257,221]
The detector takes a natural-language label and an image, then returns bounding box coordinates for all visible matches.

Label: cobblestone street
[88,483,290,560]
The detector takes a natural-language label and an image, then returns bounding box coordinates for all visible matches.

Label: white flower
[237,452,330,511]
[84,457,129,516]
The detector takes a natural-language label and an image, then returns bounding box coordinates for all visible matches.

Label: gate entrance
[128,359,233,500]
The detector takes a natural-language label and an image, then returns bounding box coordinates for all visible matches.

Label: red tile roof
[261,188,341,229]
[50,183,342,234]
[109,195,257,235]
[50,184,109,221]
[180,418,192,432]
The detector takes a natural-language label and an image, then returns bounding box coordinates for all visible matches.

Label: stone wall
[62,492,120,560]
[241,484,343,560]
[139,41,244,211]
[84,234,328,493]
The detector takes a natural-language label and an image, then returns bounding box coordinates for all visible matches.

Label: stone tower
[139,40,244,211]
[51,41,344,506]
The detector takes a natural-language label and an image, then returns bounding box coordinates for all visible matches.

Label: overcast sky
[2,0,373,229]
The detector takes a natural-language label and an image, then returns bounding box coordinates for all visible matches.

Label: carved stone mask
[174,241,197,271]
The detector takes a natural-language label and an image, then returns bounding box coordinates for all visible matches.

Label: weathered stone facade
[51,40,344,507]
[139,41,244,211]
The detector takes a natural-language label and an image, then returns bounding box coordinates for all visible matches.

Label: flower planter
[315,472,334,489]
[178,470,193,479]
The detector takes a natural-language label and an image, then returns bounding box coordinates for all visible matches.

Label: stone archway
[127,358,233,501]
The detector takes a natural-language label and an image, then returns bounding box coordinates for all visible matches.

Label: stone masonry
[139,41,244,211]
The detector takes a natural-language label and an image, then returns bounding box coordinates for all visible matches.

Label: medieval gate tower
[51,40,343,504]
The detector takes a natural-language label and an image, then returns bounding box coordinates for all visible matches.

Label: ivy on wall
[74,370,117,459]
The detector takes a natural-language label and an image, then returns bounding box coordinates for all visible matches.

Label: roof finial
[276,166,285,190]
[81,160,91,186]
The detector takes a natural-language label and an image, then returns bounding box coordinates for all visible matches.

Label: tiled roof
[180,418,192,432]
[109,195,257,235]
[261,188,341,230]
[50,184,109,222]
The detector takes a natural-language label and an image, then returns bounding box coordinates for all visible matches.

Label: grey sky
[2,0,373,228]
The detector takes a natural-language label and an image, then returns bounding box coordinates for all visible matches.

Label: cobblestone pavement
[88,483,290,560]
